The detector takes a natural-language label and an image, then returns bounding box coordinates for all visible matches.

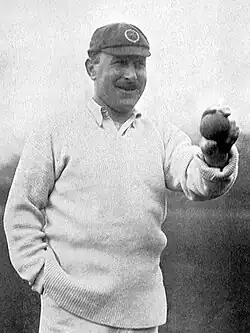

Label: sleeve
[164,124,239,201]
[3,118,55,293]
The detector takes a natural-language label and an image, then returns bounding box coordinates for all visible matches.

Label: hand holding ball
[199,107,239,167]
[200,109,230,142]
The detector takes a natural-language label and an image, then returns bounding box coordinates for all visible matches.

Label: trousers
[39,293,158,333]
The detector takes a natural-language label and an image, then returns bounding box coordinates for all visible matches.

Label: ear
[85,58,97,81]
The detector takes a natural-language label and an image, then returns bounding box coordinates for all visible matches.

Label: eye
[115,59,129,66]
[112,57,146,68]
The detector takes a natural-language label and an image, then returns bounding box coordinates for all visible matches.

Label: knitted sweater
[3,98,239,328]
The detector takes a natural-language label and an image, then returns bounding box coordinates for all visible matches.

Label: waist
[42,246,167,328]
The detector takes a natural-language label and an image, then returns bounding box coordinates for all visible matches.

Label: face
[87,52,147,113]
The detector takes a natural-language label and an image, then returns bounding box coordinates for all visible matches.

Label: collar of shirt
[86,96,142,129]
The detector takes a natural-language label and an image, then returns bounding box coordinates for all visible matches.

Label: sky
[0,0,249,163]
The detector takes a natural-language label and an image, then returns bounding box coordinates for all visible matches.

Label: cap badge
[125,29,140,43]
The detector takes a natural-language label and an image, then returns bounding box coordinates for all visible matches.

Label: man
[4,23,239,333]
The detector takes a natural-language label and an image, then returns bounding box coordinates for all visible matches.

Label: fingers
[202,106,231,119]
[219,107,231,118]
[226,120,240,146]
[200,137,229,168]
[230,120,240,134]
[200,137,218,156]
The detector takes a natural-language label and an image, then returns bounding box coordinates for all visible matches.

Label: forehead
[100,52,146,63]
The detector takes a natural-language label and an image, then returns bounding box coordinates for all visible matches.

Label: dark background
[0,133,249,333]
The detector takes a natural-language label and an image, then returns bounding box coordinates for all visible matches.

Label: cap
[87,22,151,58]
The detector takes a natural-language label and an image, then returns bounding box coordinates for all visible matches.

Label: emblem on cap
[125,29,140,43]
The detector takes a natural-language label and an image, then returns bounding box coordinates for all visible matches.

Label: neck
[93,96,134,124]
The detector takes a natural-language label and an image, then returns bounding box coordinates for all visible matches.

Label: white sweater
[3,98,239,328]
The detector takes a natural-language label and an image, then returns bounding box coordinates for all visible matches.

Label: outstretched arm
[163,108,239,200]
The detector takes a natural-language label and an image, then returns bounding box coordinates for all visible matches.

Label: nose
[123,62,137,80]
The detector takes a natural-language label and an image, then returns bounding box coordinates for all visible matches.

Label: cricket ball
[200,110,230,142]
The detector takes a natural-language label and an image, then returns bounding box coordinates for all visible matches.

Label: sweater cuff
[196,145,239,181]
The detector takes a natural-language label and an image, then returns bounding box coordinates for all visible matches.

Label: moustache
[115,81,139,91]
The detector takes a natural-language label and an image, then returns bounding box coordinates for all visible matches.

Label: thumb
[200,138,219,157]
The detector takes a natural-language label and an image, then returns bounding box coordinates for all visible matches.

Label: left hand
[199,107,240,168]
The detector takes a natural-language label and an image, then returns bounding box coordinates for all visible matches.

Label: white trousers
[39,294,158,333]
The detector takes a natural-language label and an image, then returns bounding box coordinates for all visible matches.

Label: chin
[117,103,137,113]
[119,98,139,111]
